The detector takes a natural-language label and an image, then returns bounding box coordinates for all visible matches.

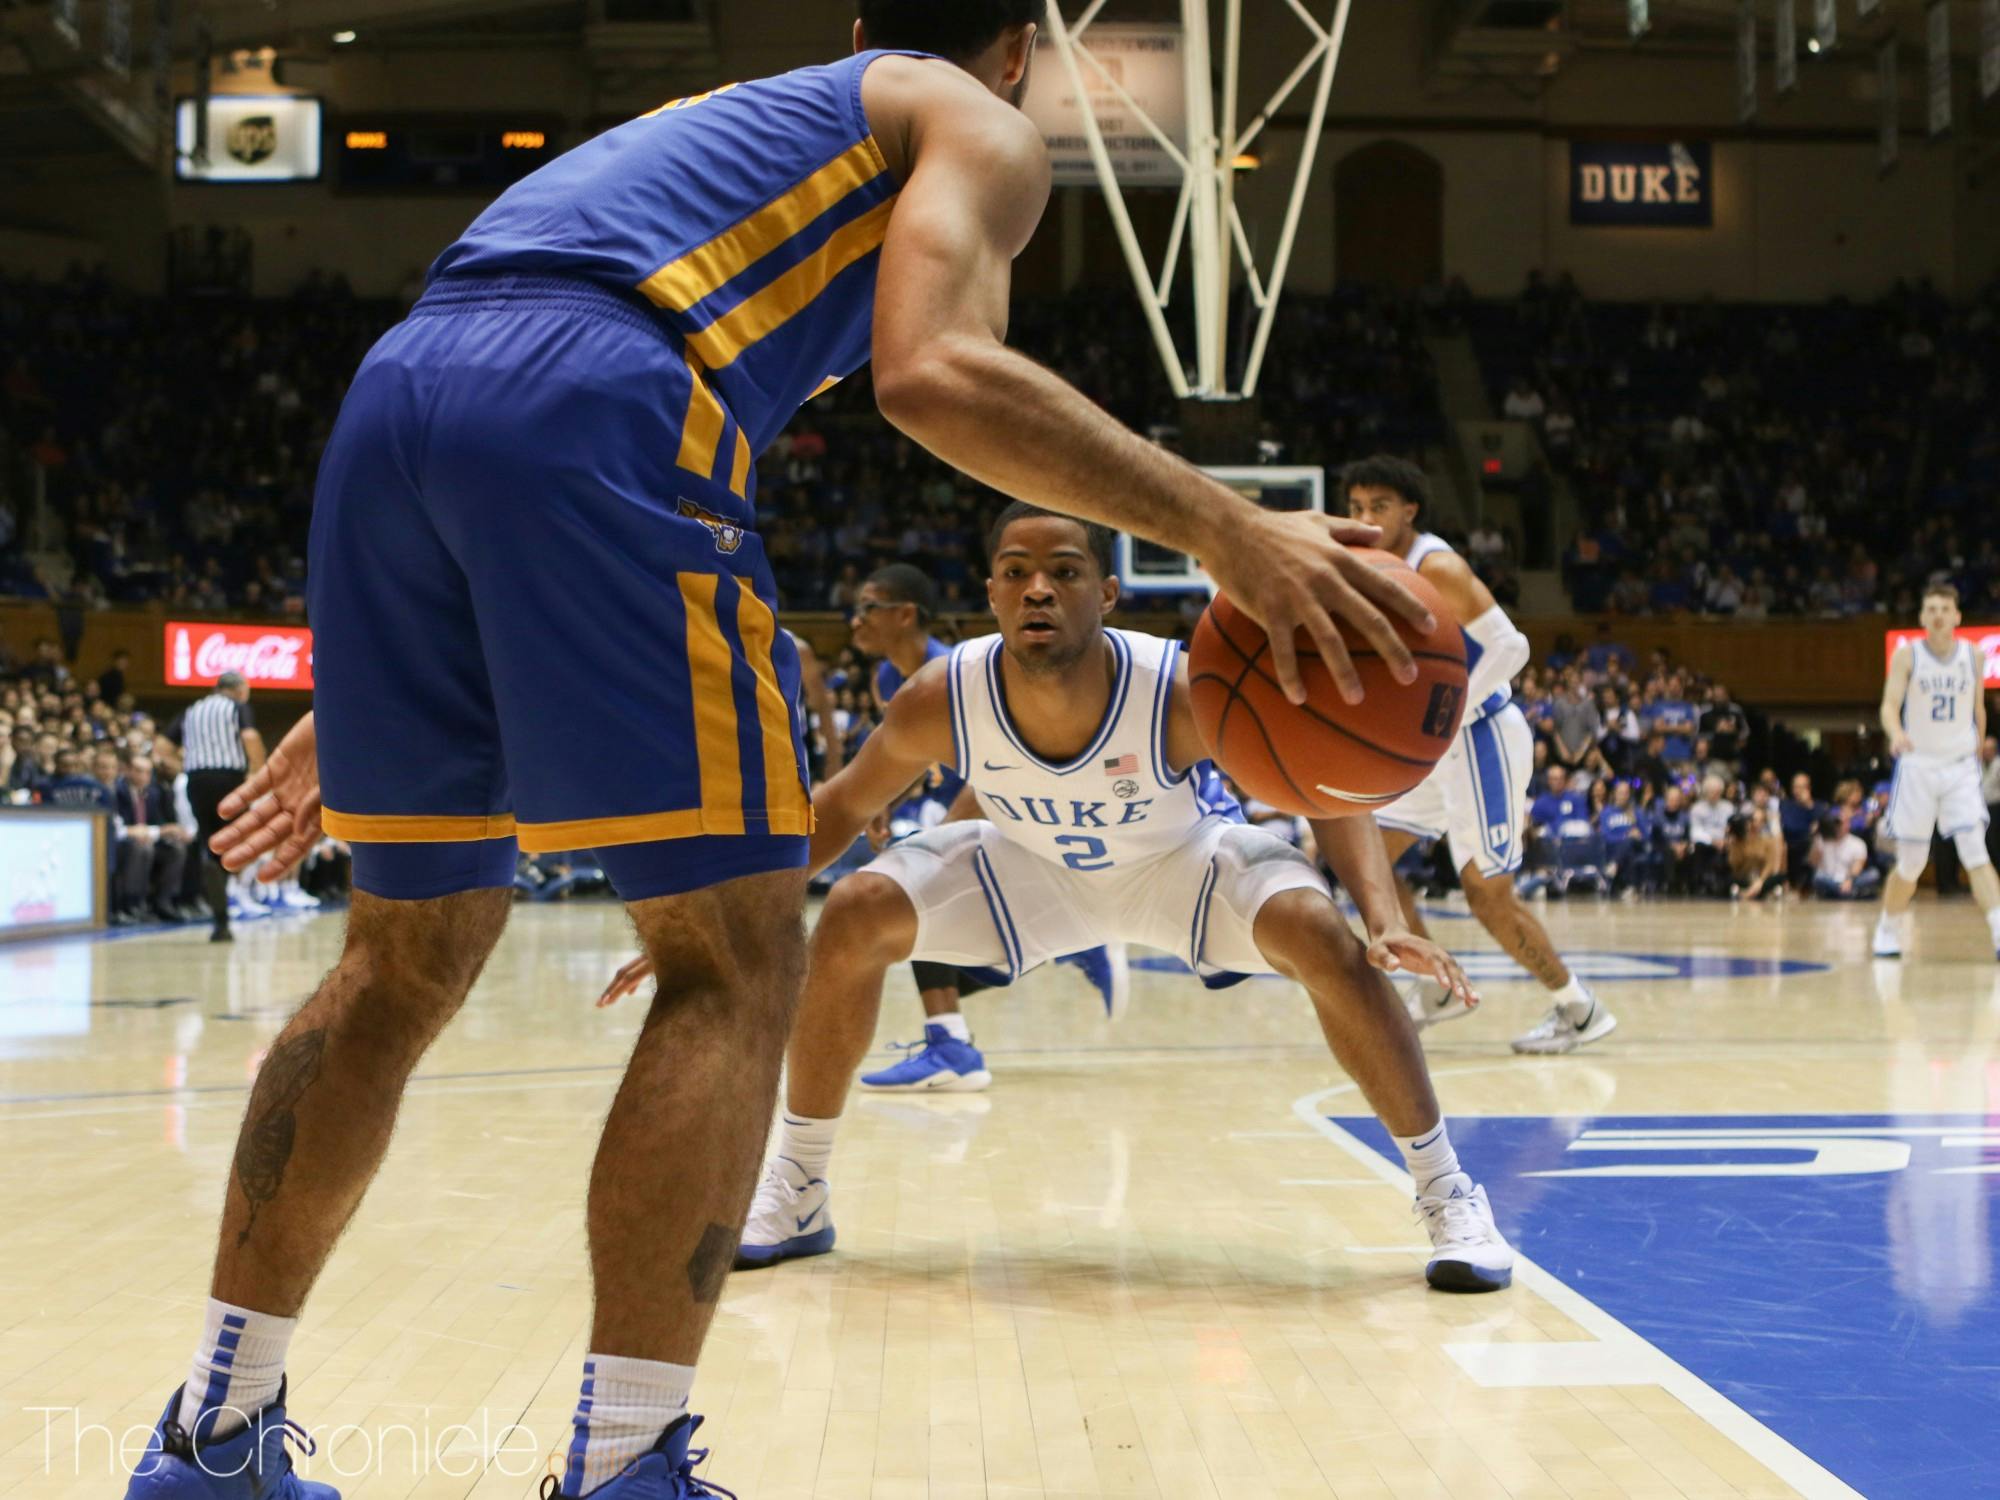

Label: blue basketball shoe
[734,1155,835,1269]
[1056,944,1130,1021]
[858,1022,990,1092]
[123,1383,336,1500]
[555,1413,733,1498]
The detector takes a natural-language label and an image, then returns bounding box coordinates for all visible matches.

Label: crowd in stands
[1471,271,2000,617]
[1467,629,2000,905]
[1,638,347,923]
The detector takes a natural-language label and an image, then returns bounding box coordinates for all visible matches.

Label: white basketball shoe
[1872,912,1907,959]
[1416,1173,1514,1292]
[1396,974,1475,1030]
[734,1156,835,1270]
[1512,987,1618,1054]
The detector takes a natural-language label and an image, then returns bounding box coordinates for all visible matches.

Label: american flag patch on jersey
[1103,753,1138,776]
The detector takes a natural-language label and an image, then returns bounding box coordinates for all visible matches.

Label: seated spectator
[1549,675,1603,776]
[113,754,193,923]
[1687,774,1736,895]
[1502,376,1546,421]
[1652,783,1693,893]
[1779,772,1827,887]
[1810,814,1881,900]
[1725,811,1785,901]
[39,747,113,810]
[1598,779,1652,894]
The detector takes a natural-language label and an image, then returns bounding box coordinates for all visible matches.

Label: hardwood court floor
[2,895,1996,1500]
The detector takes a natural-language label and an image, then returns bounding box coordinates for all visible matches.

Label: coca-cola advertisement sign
[1885,626,2000,689]
[164,621,314,691]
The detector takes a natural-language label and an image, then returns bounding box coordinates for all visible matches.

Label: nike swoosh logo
[982,760,1017,772]
[1315,783,1406,804]
[796,1213,816,1231]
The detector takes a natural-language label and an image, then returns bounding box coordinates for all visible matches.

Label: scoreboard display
[336,120,560,190]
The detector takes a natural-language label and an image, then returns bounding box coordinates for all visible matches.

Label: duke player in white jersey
[1328,457,1616,1054]
[1872,583,2000,960]
[608,502,1518,1291]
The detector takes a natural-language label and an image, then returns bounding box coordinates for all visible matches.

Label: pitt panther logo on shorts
[678,498,744,555]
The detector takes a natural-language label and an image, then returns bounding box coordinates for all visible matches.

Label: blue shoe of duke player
[557,1413,735,1498]
[858,1022,991,1091]
[124,1383,337,1500]
[1057,943,1130,1022]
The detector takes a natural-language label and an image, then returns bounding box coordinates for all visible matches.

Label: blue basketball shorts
[307,274,811,902]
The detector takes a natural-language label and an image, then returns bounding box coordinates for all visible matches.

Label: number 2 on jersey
[1054,834,1114,872]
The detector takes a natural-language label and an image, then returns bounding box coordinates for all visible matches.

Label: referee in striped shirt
[162,672,266,941]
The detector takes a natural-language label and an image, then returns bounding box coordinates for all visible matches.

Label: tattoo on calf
[685,1223,736,1303]
[232,1028,327,1247]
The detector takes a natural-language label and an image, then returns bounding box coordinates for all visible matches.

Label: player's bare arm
[796,639,844,780]
[1159,655,1472,1001]
[810,659,958,874]
[862,56,1433,708]
[1414,546,1494,627]
[1881,642,1914,755]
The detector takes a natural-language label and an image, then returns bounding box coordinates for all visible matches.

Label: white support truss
[1042,0,1354,401]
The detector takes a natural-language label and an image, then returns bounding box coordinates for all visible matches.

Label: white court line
[1290,1074,1864,1500]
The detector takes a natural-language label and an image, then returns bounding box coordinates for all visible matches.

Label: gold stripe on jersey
[676,355,727,483]
[678,572,746,836]
[638,80,742,119]
[682,196,895,370]
[729,426,752,497]
[638,138,889,315]
[734,586,814,835]
[320,810,517,843]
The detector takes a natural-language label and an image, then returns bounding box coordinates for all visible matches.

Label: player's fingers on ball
[1263,616,1310,705]
[1347,551,1436,634]
[1322,516,1383,547]
[1302,603,1365,704]
[1335,578,1418,685]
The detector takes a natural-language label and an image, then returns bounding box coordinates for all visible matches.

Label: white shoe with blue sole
[1417,1173,1514,1292]
[735,1156,835,1270]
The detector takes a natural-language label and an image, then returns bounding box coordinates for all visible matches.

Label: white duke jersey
[945,628,1242,873]
[1899,639,1980,759]
[1405,532,1508,722]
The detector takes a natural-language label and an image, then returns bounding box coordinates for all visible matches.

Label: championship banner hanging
[1023,24,1188,188]
[1775,0,1797,94]
[1929,2,1952,135]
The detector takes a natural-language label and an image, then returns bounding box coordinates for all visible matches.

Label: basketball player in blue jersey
[1324,457,1616,1055]
[849,561,1127,1090]
[159,7,1440,1496]
[1872,584,2000,961]
[604,504,1517,1294]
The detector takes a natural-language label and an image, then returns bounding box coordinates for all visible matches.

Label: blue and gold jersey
[431,50,932,464]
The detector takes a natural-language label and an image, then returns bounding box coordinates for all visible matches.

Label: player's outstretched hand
[211,711,323,881]
[1366,931,1478,1010]
[1202,511,1436,707]
[598,953,656,1008]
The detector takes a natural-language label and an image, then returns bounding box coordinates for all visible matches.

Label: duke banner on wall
[1569,141,1711,227]
[1023,25,1187,188]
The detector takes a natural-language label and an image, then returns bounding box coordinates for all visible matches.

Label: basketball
[1186,549,1468,818]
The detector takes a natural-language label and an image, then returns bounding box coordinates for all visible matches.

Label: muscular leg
[213,889,510,1311]
[587,866,811,1362]
[1252,888,1438,1136]
[1460,862,1572,991]
[783,873,918,1120]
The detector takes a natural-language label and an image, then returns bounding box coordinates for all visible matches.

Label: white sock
[176,1300,296,1439]
[1986,906,2000,945]
[1394,1121,1462,1196]
[1551,976,1593,1022]
[931,1011,971,1042]
[776,1111,839,1181]
[563,1353,694,1494]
